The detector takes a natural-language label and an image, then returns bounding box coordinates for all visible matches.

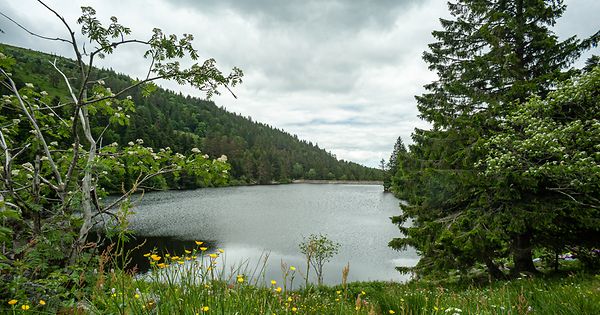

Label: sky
[1,0,599,167]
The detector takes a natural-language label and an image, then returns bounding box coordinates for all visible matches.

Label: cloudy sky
[1,0,599,167]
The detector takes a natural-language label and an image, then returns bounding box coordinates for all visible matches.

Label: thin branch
[547,187,600,209]
[0,11,71,43]
[37,0,85,74]
[1,68,64,188]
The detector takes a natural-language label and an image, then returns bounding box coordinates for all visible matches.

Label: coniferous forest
[0,44,381,188]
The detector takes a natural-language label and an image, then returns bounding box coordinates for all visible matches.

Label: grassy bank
[3,242,599,314]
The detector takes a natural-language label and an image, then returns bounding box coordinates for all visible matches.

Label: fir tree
[390,0,598,277]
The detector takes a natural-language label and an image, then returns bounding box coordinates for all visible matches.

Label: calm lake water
[122,184,418,285]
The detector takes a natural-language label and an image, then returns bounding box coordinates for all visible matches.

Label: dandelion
[275,287,282,293]
[237,276,244,283]
[8,299,17,305]
[201,306,209,312]
[22,304,30,310]
[271,280,277,285]
[39,300,46,305]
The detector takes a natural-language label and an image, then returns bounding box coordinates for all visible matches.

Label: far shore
[291,179,383,185]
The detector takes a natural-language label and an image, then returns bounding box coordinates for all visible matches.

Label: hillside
[0,43,382,185]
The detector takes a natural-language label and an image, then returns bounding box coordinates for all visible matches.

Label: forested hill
[1,44,381,184]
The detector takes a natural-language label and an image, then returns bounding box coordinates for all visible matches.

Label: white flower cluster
[217,155,228,162]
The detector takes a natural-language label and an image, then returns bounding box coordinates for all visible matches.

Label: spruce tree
[390,0,598,277]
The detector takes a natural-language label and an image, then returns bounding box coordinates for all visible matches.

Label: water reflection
[118,184,418,286]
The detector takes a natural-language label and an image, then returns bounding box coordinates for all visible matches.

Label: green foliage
[0,43,382,185]
[389,0,598,279]
[0,2,238,305]
[299,234,341,286]
[480,67,600,270]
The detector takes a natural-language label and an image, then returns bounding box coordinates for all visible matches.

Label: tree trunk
[511,232,537,276]
[484,257,505,280]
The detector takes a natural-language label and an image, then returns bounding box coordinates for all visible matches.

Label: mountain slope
[0,44,382,184]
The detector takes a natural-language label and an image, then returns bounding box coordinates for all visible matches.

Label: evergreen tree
[390,0,598,277]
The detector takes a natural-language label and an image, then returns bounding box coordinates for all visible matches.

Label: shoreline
[291,179,383,185]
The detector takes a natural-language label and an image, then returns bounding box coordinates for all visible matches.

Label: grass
[2,242,599,314]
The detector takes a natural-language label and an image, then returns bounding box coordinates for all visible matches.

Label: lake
[120,183,418,286]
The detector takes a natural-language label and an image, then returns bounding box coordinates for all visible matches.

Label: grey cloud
[167,0,422,32]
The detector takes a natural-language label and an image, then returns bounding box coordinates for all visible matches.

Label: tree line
[0,44,381,187]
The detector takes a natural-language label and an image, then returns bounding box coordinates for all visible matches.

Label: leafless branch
[0,11,71,43]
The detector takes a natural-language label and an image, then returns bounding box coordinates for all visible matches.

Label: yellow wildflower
[178,261,185,265]
[209,253,218,259]
[165,254,170,258]
[361,291,366,295]
[172,256,180,260]
[335,298,340,302]
[185,250,192,254]
[150,254,161,261]
[143,253,151,257]
[200,247,208,251]
[39,300,46,305]
[195,241,204,245]
[8,299,17,305]
[389,311,396,314]
[271,280,277,285]
[237,277,244,283]
[336,290,341,295]
[157,263,167,268]
[292,307,297,312]
[290,266,296,271]
[434,306,439,311]
[201,306,209,311]
[21,304,30,310]
[218,248,224,253]
[134,294,140,299]
[275,287,282,293]
[287,297,292,302]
